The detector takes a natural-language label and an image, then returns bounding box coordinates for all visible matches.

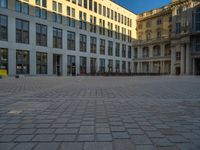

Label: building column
[181,44,186,75]
[48,53,53,75]
[171,46,176,75]
[76,56,80,75]
[185,44,191,75]
[8,49,16,76]
[62,54,67,76]
[30,51,36,75]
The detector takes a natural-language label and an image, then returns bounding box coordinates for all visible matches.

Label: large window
[90,37,96,53]
[16,19,29,44]
[15,0,29,15]
[90,58,96,74]
[108,59,113,73]
[67,55,76,75]
[36,52,47,74]
[0,0,7,8]
[196,8,200,31]
[36,24,47,46]
[53,27,62,48]
[79,34,87,52]
[176,23,181,34]
[122,61,126,73]
[128,46,132,59]
[100,39,105,55]
[79,11,87,30]
[153,45,161,57]
[0,48,8,72]
[0,15,7,41]
[80,56,87,75]
[16,50,29,74]
[115,43,120,57]
[122,44,126,58]
[108,41,113,56]
[99,58,105,73]
[67,31,75,50]
[84,0,87,9]
[115,60,120,73]
[142,47,149,58]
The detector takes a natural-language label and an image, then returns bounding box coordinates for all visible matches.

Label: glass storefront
[16,50,29,74]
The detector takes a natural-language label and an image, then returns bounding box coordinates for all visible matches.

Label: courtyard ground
[0,76,200,150]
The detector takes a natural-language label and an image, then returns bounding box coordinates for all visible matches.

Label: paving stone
[112,132,130,139]
[96,134,112,141]
[78,134,95,142]
[54,134,76,142]
[113,139,136,150]
[55,128,79,134]
[79,126,95,134]
[12,143,35,150]
[84,142,113,150]
[127,129,144,135]
[0,135,17,142]
[33,143,60,150]
[60,142,83,150]
[14,135,34,142]
[136,145,157,150]
[32,134,55,142]
[0,143,16,150]
[96,128,110,134]
[131,135,152,145]
[151,138,174,146]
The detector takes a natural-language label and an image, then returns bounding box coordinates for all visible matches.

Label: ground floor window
[116,60,120,73]
[90,58,96,74]
[108,59,113,72]
[0,48,8,72]
[99,58,105,73]
[16,50,29,74]
[80,56,87,74]
[67,55,76,75]
[122,61,126,73]
[36,52,47,74]
[128,62,131,73]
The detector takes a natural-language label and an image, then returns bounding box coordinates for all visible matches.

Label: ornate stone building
[133,0,200,75]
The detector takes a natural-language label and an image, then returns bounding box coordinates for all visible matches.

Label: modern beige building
[0,0,200,76]
[0,0,136,76]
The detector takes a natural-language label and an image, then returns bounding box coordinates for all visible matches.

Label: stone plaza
[0,76,200,150]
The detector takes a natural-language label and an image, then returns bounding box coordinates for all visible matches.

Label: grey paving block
[96,134,112,141]
[78,134,95,142]
[14,135,34,142]
[113,139,136,150]
[32,134,55,142]
[0,143,16,150]
[33,143,60,150]
[54,134,76,142]
[12,143,35,150]
[60,142,83,150]
[84,142,113,150]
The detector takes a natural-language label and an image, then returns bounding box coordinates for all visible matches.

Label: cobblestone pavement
[0,76,200,150]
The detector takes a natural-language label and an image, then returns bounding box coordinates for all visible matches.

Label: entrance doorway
[176,67,180,75]
[53,54,62,76]
[195,58,200,75]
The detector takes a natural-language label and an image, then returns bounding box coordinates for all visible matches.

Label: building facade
[0,0,136,76]
[133,0,200,75]
[1,0,200,76]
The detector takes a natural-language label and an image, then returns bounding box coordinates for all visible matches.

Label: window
[42,0,46,7]
[90,15,96,33]
[16,19,29,44]
[52,1,57,11]
[15,1,29,15]
[196,37,200,51]
[90,58,96,74]
[78,0,82,6]
[72,0,76,4]
[36,52,47,74]
[58,3,62,13]
[196,8,200,31]
[99,19,105,35]
[98,4,102,15]
[157,18,162,25]
[176,23,181,34]
[128,46,132,59]
[90,37,96,53]
[122,61,126,73]
[122,44,126,58]
[176,52,181,60]
[79,11,87,30]
[153,45,161,57]
[146,21,151,28]
[80,34,87,52]
[84,0,87,9]
[35,7,41,17]
[94,2,97,13]
[99,59,105,73]
[35,0,40,5]
[157,31,161,39]
[36,23,47,46]
[53,27,62,48]
[67,7,75,27]
[134,48,138,59]
[0,15,7,41]
[146,32,151,41]
[142,47,149,58]
[100,39,105,55]
[67,55,76,75]
[108,41,113,56]
[80,56,87,74]
[176,8,182,15]
[108,59,113,72]
[115,43,120,57]
[0,0,7,8]
[89,0,92,11]
[16,50,29,74]
[67,31,75,50]
[116,60,120,73]
[0,48,8,72]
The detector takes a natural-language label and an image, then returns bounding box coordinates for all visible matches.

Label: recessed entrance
[53,54,62,76]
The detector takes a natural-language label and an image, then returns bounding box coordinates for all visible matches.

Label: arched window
[153,45,160,57]
[142,47,149,58]
[196,8,200,31]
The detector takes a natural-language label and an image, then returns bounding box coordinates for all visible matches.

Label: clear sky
[113,0,171,14]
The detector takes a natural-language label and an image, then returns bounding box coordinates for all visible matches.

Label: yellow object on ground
[0,69,7,76]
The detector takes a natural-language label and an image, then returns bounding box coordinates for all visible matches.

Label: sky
[113,0,171,14]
